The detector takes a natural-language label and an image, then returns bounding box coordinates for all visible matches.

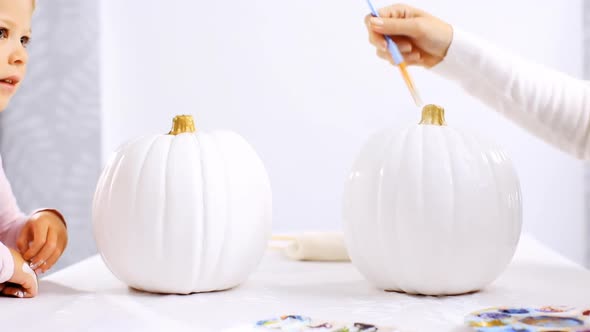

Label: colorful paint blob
[519,316,583,327]
[466,306,590,332]
[254,315,394,331]
[499,309,529,315]
[256,315,311,329]
[536,306,572,313]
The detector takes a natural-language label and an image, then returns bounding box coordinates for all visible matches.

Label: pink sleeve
[0,242,14,283]
[0,156,26,282]
[0,155,28,250]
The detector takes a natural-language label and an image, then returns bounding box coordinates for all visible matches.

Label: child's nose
[8,42,27,66]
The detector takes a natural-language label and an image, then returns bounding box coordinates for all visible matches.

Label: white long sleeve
[431,28,590,160]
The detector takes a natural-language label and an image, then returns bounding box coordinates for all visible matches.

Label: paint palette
[465,306,590,331]
[254,315,397,331]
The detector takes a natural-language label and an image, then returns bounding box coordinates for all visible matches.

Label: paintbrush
[366,0,424,108]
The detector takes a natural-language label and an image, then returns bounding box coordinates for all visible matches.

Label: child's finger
[364,13,373,28]
[366,15,386,49]
[23,221,49,260]
[377,4,425,19]
[376,49,394,65]
[404,51,421,62]
[16,224,31,254]
[369,15,422,39]
[390,36,413,53]
[2,286,26,298]
[39,248,62,274]
[405,56,425,67]
[369,32,387,50]
[19,272,38,297]
[29,228,57,270]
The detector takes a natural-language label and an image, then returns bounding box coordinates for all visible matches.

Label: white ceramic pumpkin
[342,105,522,295]
[92,115,272,294]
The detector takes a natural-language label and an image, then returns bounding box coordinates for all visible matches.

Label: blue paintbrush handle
[366,0,405,65]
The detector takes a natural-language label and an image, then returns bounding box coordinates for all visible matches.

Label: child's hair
[32,0,35,10]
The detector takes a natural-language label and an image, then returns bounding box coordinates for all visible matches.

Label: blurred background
[1,0,588,272]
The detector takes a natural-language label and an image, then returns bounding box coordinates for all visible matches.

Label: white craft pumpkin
[92,115,272,294]
[342,105,522,295]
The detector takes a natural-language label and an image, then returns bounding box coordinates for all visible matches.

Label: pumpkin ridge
[375,130,398,289]
[133,136,162,288]
[194,133,206,290]
[391,127,413,292]
[442,127,457,294]
[212,133,232,288]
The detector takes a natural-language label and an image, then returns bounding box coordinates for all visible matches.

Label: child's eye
[0,28,7,39]
[21,36,30,47]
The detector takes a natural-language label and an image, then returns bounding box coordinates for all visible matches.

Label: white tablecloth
[2,234,589,331]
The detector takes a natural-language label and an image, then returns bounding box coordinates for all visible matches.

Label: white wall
[101,0,586,264]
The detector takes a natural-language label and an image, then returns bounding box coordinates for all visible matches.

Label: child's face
[0,0,32,111]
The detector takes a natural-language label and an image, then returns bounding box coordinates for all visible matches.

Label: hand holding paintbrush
[364,3,453,106]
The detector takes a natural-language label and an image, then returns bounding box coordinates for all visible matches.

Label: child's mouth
[0,76,19,92]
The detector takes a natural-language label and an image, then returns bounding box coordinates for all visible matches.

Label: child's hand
[16,210,67,274]
[0,248,38,298]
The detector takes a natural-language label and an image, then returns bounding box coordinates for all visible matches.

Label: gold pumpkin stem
[419,104,446,126]
[168,115,196,135]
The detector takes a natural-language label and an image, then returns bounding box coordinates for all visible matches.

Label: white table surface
[2,234,589,332]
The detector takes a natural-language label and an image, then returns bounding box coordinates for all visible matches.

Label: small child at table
[0,0,68,298]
